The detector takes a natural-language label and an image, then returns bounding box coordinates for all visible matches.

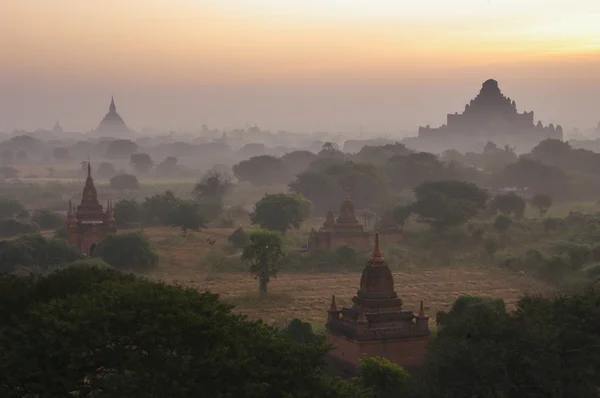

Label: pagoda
[66,162,116,255]
[326,233,430,371]
[92,97,132,135]
[416,79,563,151]
[308,189,371,251]
[377,209,403,243]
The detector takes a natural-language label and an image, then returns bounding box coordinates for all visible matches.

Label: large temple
[415,79,563,152]
[91,97,132,135]
[326,233,430,371]
[308,189,371,251]
[66,162,116,255]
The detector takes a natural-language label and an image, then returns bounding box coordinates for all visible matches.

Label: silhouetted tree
[130,153,154,174]
[531,194,553,217]
[241,230,284,295]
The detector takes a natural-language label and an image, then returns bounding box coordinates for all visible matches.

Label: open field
[141,226,553,327]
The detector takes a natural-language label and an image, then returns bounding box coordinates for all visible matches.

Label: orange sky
[1,0,599,133]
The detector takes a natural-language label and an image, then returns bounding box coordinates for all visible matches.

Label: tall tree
[241,230,284,295]
[250,194,304,234]
[167,200,206,236]
[531,194,553,217]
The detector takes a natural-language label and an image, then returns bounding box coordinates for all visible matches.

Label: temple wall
[327,334,429,369]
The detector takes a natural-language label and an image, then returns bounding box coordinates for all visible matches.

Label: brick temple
[326,233,430,371]
[66,162,116,255]
[308,189,371,251]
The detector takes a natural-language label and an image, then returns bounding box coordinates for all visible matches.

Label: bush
[493,214,512,234]
[199,250,244,274]
[228,227,249,248]
[113,198,142,227]
[31,210,64,230]
[0,234,82,273]
[0,218,40,238]
[109,174,139,190]
[0,198,23,218]
[93,232,158,271]
[356,355,411,398]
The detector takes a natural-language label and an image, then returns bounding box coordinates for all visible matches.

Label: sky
[0,0,599,135]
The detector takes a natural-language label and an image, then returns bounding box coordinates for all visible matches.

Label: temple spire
[330,295,337,311]
[87,157,91,178]
[371,232,383,261]
[418,300,425,316]
[344,186,351,201]
[109,96,116,113]
[67,199,73,216]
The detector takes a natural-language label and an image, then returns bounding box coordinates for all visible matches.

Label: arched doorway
[89,243,97,256]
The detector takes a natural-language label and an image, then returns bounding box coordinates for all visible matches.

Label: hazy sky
[1,0,599,134]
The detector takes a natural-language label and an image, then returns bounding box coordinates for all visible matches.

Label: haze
[1,0,599,134]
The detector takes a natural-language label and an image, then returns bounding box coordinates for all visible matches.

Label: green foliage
[356,355,411,398]
[284,318,321,344]
[113,198,142,226]
[493,214,512,233]
[0,198,23,218]
[241,230,285,295]
[0,234,82,273]
[0,218,40,238]
[489,192,526,218]
[93,231,158,271]
[531,193,553,217]
[229,227,249,248]
[412,180,489,228]
[294,194,314,220]
[142,190,180,225]
[250,194,305,234]
[0,266,340,397]
[233,155,289,186]
[31,209,63,230]
[415,289,600,398]
[109,173,139,190]
[130,152,154,173]
[496,158,569,199]
[392,203,412,226]
[192,169,233,220]
[53,226,66,239]
[167,200,206,235]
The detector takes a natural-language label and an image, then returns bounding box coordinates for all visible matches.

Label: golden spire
[371,232,384,261]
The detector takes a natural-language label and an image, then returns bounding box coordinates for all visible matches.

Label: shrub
[199,250,244,274]
[0,218,40,238]
[31,210,64,230]
[93,232,158,271]
[0,198,23,218]
[493,214,512,234]
[0,234,82,273]
[109,174,139,190]
[113,198,142,227]
[228,227,249,248]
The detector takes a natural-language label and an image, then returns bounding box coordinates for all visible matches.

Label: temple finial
[330,294,337,311]
[344,186,351,201]
[87,156,91,178]
[109,96,116,113]
[419,300,425,316]
[68,199,73,215]
[371,232,383,261]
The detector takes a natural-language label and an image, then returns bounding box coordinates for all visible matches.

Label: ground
[141,226,552,327]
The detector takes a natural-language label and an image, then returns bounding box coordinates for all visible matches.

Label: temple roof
[75,162,106,222]
[93,97,131,134]
[358,233,398,300]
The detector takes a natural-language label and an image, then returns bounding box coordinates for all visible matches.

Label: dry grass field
[141,227,553,327]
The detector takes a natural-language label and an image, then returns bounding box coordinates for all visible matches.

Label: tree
[167,200,206,235]
[130,153,154,174]
[0,198,24,218]
[0,267,341,397]
[495,158,569,199]
[489,192,526,218]
[493,214,512,234]
[229,227,249,248]
[0,219,40,239]
[280,150,318,177]
[250,194,304,234]
[52,147,69,160]
[113,198,142,227]
[233,155,288,186]
[0,234,81,273]
[531,194,553,217]
[93,231,158,271]
[392,204,412,227]
[412,181,489,228]
[241,230,284,295]
[192,169,232,219]
[97,162,117,179]
[31,210,64,230]
[109,174,139,190]
[289,171,338,214]
[0,166,18,179]
[106,139,138,158]
[155,156,178,176]
[356,355,411,398]
[142,191,180,225]
[16,150,27,162]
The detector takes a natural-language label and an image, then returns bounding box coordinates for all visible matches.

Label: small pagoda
[66,162,116,255]
[326,233,430,370]
[377,209,403,243]
[308,189,370,252]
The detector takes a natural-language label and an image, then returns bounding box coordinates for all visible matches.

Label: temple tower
[66,163,116,255]
[326,233,430,371]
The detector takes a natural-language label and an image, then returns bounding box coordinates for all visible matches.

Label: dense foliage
[93,232,159,271]
[250,194,306,234]
[0,234,82,273]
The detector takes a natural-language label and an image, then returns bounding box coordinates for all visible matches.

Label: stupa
[308,189,371,251]
[416,79,562,151]
[92,97,132,135]
[66,162,116,255]
[377,210,403,243]
[326,233,430,371]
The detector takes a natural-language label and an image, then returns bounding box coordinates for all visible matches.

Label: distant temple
[416,79,562,150]
[92,97,132,135]
[52,121,63,134]
[326,233,430,371]
[66,163,116,255]
[376,210,403,240]
[308,189,371,251]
